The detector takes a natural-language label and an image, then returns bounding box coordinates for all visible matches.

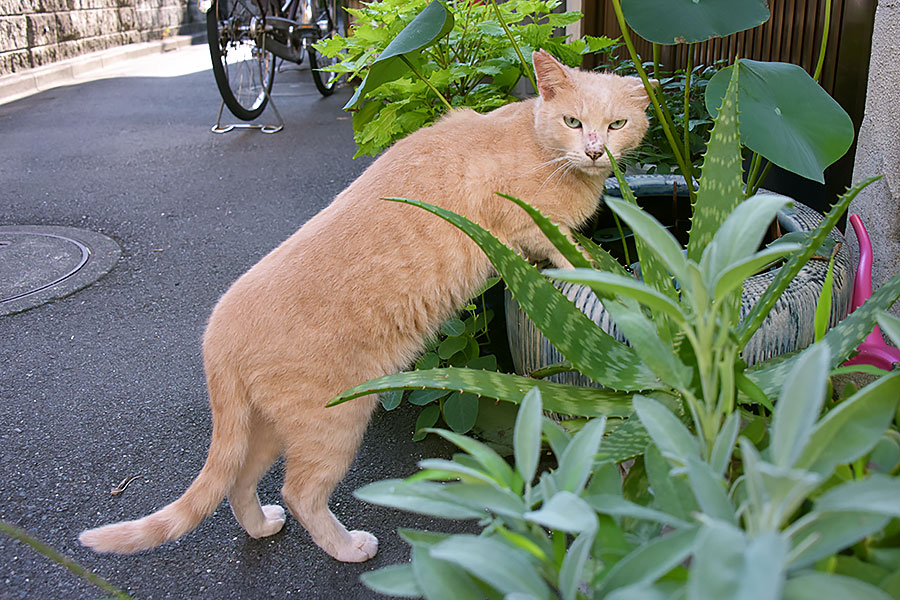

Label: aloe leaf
[596,416,652,463]
[328,367,635,417]
[877,311,900,346]
[688,63,744,263]
[344,0,454,110]
[748,272,900,397]
[621,0,769,44]
[384,197,660,390]
[497,193,592,269]
[545,269,686,324]
[572,230,631,277]
[770,343,829,469]
[706,60,854,184]
[606,154,678,304]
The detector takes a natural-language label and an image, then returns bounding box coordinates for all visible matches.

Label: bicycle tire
[207,0,276,121]
[308,1,346,97]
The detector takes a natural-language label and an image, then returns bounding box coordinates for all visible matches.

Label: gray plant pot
[505,174,853,388]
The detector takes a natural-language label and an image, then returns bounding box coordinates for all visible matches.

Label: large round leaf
[705,59,854,183]
[622,0,769,44]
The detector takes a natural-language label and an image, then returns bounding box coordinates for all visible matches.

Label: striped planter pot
[505,174,853,388]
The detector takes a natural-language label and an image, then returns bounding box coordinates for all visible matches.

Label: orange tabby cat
[79,50,650,563]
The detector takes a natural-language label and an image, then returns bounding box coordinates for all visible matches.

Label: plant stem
[683,44,693,173]
[813,0,832,82]
[401,55,454,111]
[609,0,695,199]
[652,43,661,80]
[612,212,631,266]
[489,0,537,94]
[748,161,773,196]
[0,520,132,599]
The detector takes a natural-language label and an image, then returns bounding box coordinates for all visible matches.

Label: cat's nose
[585,149,603,162]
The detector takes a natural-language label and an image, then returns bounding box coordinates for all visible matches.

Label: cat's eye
[563,115,582,129]
[609,119,628,130]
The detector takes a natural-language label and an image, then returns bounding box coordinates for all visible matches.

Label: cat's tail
[78,370,249,554]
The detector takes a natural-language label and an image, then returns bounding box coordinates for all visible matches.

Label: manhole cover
[0,225,121,316]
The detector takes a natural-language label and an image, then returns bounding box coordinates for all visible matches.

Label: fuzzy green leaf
[411,545,486,600]
[514,387,543,485]
[597,526,699,594]
[782,572,894,600]
[525,491,598,534]
[555,417,607,494]
[633,395,698,465]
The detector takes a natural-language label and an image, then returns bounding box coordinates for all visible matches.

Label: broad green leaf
[409,388,449,406]
[555,416,607,494]
[384,198,660,391]
[688,524,786,600]
[738,176,881,347]
[414,403,441,441]
[597,526,699,594]
[361,564,423,597]
[622,0,769,44]
[355,479,485,519]
[794,371,900,475]
[814,474,900,518]
[514,387,542,485]
[685,458,735,524]
[770,342,830,469]
[709,411,740,476]
[329,368,635,418]
[545,270,686,324]
[786,511,889,569]
[412,545,486,600]
[497,193,592,269]
[783,572,893,600]
[380,390,403,411]
[430,535,551,599]
[525,491,598,534]
[438,335,468,359]
[441,318,466,337]
[424,428,520,490]
[877,311,900,346]
[605,197,690,292]
[706,60,855,184]
[345,0,454,110]
[584,493,691,529]
[442,392,479,433]
[710,244,802,301]
[633,395,698,465]
[747,271,900,398]
[560,531,595,600]
[700,193,793,289]
[688,63,744,263]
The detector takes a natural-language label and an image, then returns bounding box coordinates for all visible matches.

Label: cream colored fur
[78,51,650,563]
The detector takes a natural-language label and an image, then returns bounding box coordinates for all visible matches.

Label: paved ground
[0,42,470,599]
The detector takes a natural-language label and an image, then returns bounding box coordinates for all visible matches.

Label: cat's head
[532,50,652,178]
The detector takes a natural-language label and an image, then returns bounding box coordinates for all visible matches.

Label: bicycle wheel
[308,0,346,97]
[207,0,276,121]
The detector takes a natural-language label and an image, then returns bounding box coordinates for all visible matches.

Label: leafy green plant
[381,278,503,440]
[315,0,615,157]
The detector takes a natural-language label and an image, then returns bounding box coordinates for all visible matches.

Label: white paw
[252,504,286,538]
[333,530,378,563]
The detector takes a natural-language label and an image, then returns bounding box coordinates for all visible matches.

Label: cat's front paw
[333,530,378,563]
[252,504,286,538]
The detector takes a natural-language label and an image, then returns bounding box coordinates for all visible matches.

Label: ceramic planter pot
[505,174,853,387]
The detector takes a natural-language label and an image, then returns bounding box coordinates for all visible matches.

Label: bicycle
[204,0,345,122]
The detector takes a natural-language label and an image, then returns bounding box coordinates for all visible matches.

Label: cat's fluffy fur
[79,51,650,562]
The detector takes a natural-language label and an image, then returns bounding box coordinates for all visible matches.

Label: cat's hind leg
[228,412,286,539]
[278,400,379,563]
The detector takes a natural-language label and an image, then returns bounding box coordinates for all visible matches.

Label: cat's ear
[533,50,571,101]
[625,77,658,109]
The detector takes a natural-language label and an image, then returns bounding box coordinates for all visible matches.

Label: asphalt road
[0,42,469,599]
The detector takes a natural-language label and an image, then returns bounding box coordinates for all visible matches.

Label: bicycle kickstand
[211,90,284,135]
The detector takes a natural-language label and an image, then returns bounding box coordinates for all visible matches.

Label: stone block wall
[0,0,203,75]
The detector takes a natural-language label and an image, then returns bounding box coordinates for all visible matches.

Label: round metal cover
[0,225,121,316]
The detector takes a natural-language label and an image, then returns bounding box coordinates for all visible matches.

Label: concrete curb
[0,32,206,106]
